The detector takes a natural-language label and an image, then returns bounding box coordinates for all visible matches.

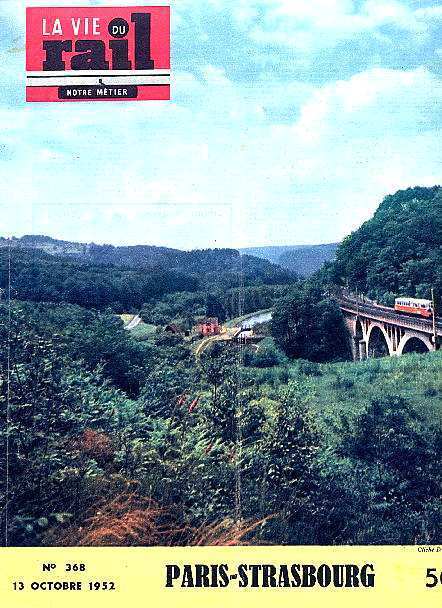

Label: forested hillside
[278,243,339,276]
[0,244,296,312]
[0,236,295,284]
[328,186,442,303]
[242,243,338,276]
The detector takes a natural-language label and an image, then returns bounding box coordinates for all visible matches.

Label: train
[394,297,433,318]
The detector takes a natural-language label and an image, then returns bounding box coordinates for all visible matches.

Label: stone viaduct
[338,295,441,361]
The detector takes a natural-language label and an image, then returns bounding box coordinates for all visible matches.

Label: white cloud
[292,67,442,143]
[233,0,436,50]
[415,6,442,20]
[1,63,440,248]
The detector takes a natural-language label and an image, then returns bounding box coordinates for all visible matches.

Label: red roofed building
[197,317,220,337]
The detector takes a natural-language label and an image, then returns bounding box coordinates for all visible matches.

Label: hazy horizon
[2,232,340,252]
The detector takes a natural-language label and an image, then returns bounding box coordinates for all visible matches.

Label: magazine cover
[0,1,441,606]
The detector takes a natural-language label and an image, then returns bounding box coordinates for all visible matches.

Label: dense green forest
[140,284,292,326]
[0,185,440,547]
[327,186,442,303]
[0,247,296,313]
[0,236,296,283]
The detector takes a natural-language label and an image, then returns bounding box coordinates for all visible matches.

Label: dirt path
[125,314,142,330]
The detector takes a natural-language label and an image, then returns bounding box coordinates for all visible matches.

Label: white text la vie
[42,18,101,37]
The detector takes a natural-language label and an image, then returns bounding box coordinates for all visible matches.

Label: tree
[329,186,442,302]
[243,338,287,368]
[256,383,320,543]
[272,285,350,362]
[205,294,227,322]
[337,394,441,543]
[0,304,129,545]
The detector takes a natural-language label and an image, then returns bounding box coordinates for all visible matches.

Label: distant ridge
[0,234,296,282]
[0,235,337,277]
[241,243,339,276]
[0,235,184,268]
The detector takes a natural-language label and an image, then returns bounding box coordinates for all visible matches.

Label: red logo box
[26,6,170,102]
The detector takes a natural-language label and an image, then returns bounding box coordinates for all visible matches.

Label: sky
[0,0,441,249]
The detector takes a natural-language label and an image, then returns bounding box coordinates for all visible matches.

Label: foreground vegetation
[0,301,439,546]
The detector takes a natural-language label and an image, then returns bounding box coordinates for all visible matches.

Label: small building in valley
[197,317,220,337]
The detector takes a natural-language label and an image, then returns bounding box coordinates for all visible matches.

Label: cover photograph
[0,0,441,606]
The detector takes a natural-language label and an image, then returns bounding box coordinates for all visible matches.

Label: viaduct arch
[339,296,441,361]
